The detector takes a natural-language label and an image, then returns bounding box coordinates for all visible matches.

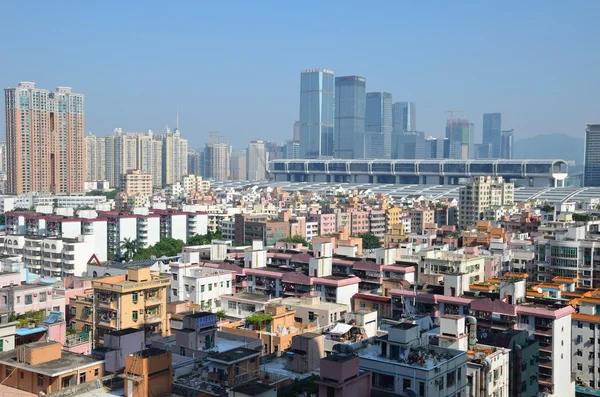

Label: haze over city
[1,1,599,149]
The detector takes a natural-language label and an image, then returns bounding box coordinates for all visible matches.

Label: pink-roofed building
[313,276,360,308]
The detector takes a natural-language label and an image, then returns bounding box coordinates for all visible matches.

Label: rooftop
[134,348,168,359]
[105,327,144,337]
[206,347,260,365]
[224,292,279,303]
[324,353,357,363]
[230,381,275,396]
[359,344,465,371]
[0,344,103,377]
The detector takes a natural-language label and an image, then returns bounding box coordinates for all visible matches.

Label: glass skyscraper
[365,92,393,159]
[500,129,514,159]
[299,69,334,159]
[392,102,417,132]
[584,124,600,187]
[482,113,502,158]
[445,119,472,160]
[335,76,366,159]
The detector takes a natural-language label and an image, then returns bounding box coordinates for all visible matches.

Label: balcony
[533,326,553,336]
[145,313,162,323]
[539,357,552,369]
[97,299,118,310]
[145,296,162,306]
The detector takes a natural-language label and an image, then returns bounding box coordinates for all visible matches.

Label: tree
[120,238,143,261]
[216,310,226,321]
[245,313,273,329]
[86,190,118,200]
[540,204,555,212]
[280,235,309,246]
[187,231,223,246]
[132,237,185,260]
[357,232,382,250]
[573,213,592,222]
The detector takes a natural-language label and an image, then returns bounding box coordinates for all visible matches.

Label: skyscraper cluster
[296,70,515,161]
[85,127,188,189]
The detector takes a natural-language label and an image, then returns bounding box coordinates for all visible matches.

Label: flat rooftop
[135,348,168,359]
[324,353,356,363]
[230,381,275,396]
[225,292,279,302]
[105,327,144,337]
[206,347,260,365]
[0,345,103,377]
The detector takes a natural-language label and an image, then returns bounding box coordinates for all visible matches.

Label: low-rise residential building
[0,341,104,395]
[123,348,172,397]
[318,353,372,397]
[0,284,65,316]
[419,250,485,285]
[205,347,260,388]
[281,296,348,328]
[72,267,170,344]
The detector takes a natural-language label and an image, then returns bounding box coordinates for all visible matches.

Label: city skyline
[1,2,598,151]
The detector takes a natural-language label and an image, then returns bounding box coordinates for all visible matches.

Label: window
[439,377,444,390]
[226,281,230,288]
[37,374,43,387]
[220,282,223,288]
[591,366,595,374]
[16,297,20,304]
[25,294,32,305]
[79,372,86,383]
[372,303,379,310]
[308,311,315,321]
[591,324,596,330]
[294,317,303,323]
[20,372,23,379]
[457,366,462,382]
[53,306,59,312]
[39,292,47,302]
[173,289,178,297]
[521,316,529,324]
[180,347,185,356]
[209,284,212,291]
[360,301,366,308]
[578,321,583,328]
[402,378,412,391]
[185,285,190,292]
[172,273,177,280]
[5,366,11,378]
[578,363,583,370]
[201,285,205,292]
[94,368,99,376]
[419,381,425,397]
[71,307,76,315]
[228,301,237,310]
[447,370,456,387]
[577,350,582,356]
[132,292,138,303]
[132,311,138,321]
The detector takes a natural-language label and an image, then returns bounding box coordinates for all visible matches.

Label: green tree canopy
[132,237,185,261]
[357,232,382,250]
[573,213,592,222]
[187,231,223,246]
[86,190,118,200]
[120,238,143,261]
[280,235,309,246]
[540,204,555,212]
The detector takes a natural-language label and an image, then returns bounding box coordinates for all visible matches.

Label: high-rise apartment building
[293,120,301,141]
[365,92,393,159]
[0,141,6,172]
[482,113,502,158]
[283,140,299,159]
[500,129,514,159]
[5,82,85,194]
[230,150,247,181]
[459,176,514,229]
[104,129,137,189]
[335,76,366,159]
[392,102,416,132]
[584,124,600,187]
[85,133,106,182]
[187,149,202,176]
[135,133,162,188]
[161,127,188,186]
[247,141,267,180]
[445,119,473,160]
[299,69,334,158]
[203,142,230,181]
[392,131,425,159]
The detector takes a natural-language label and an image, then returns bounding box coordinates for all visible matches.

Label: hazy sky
[1,1,598,150]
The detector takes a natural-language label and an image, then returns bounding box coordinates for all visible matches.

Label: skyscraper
[299,69,334,158]
[85,133,106,182]
[365,92,393,159]
[445,118,472,160]
[424,137,450,159]
[161,127,188,186]
[188,149,202,176]
[247,140,267,180]
[203,142,230,181]
[230,150,247,181]
[393,131,425,159]
[482,113,502,158]
[584,124,600,187]
[5,82,85,194]
[335,76,366,159]
[293,120,301,142]
[392,102,416,132]
[500,129,514,159]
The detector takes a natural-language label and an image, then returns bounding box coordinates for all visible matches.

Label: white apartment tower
[247,140,267,181]
[161,127,188,186]
[85,133,106,182]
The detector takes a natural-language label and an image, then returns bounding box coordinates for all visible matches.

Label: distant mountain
[514,133,584,163]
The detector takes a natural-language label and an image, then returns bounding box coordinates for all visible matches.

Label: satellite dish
[537,287,543,294]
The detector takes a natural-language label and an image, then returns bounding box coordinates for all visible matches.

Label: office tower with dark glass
[482,113,502,158]
[584,124,600,187]
[445,118,472,160]
[424,137,450,159]
[500,129,514,159]
[298,69,334,159]
[393,131,425,159]
[392,102,416,132]
[335,76,366,159]
[365,92,392,159]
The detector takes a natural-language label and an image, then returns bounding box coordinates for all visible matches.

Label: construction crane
[200,130,224,145]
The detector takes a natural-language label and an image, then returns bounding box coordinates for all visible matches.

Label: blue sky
[1,1,598,150]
